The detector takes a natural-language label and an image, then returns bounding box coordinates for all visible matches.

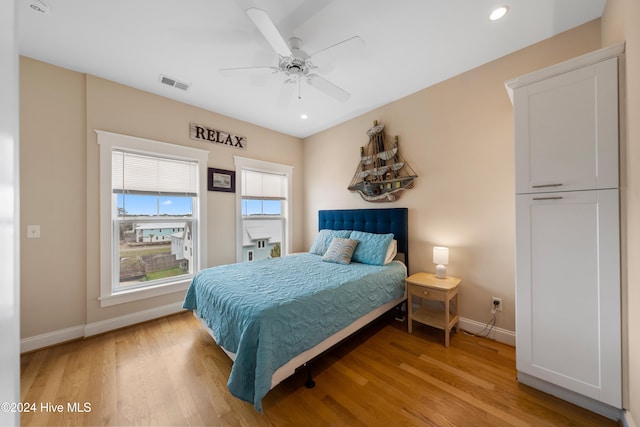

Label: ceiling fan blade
[219,66,279,76]
[277,79,296,108]
[308,36,364,65]
[246,8,292,57]
[306,74,350,103]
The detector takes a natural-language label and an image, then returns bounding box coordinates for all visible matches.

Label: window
[98,130,208,307]
[234,156,293,263]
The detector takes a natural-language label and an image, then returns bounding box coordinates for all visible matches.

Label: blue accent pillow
[349,231,395,265]
[309,229,352,255]
[322,238,359,265]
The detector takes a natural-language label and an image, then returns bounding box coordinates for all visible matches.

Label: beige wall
[20,57,87,337]
[304,21,602,338]
[602,0,640,417]
[20,58,304,335]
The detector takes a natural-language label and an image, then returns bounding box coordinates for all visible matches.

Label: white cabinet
[507,44,624,418]
[515,190,620,407]
[513,57,618,194]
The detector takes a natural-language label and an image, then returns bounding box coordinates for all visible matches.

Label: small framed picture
[208,168,235,193]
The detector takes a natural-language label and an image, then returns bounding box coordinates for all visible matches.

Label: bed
[183,207,409,411]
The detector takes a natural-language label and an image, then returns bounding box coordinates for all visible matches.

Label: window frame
[97,130,208,307]
[234,156,293,263]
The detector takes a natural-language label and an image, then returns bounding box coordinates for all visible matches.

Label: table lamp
[433,246,449,279]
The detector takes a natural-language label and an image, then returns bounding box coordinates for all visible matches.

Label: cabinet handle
[532,196,563,201]
[532,183,563,188]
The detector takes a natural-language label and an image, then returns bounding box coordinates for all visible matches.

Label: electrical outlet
[492,297,503,312]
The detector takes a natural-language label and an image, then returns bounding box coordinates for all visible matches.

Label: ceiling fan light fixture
[489,6,509,21]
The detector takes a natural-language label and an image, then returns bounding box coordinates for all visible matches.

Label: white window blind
[242,170,286,200]
[112,150,198,196]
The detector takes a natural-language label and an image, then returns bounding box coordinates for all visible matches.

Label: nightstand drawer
[408,283,446,301]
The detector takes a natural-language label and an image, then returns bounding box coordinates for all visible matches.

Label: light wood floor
[21,311,619,426]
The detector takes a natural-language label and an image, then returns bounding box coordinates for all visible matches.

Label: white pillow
[384,239,398,264]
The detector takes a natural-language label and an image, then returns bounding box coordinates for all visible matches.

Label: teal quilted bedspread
[183,253,406,411]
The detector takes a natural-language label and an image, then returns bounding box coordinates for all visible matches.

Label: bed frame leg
[304,364,315,388]
[395,301,405,321]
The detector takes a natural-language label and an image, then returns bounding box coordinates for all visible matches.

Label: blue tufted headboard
[318,208,409,270]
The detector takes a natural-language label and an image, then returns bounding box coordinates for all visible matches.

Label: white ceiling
[17,0,606,138]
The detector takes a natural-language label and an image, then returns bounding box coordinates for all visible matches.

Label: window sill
[99,279,191,308]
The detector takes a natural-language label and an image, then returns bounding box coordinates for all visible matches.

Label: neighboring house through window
[234,156,292,263]
[97,130,208,307]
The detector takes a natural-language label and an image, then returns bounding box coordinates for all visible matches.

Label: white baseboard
[84,302,185,337]
[21,325,86,353]
[21,302,185,353]
[623,410,637,427]
[459,316,516,346]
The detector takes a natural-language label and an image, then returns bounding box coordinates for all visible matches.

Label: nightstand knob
[423,291,429,296]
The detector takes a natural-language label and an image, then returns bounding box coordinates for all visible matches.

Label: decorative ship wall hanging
[348,120,417,202]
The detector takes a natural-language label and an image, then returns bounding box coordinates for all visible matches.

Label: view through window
[112,150,198,292]
[116,194,194,289]
[239,167,288,262]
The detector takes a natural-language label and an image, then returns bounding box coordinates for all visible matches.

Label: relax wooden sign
[190,123,247,150]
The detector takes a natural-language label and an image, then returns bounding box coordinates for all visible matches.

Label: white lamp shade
[433,246,449,265]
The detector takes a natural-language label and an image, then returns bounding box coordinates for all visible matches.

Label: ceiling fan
[220,7,363,106]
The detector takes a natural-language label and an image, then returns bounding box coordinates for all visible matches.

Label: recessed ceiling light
[489,6,509,21]
[300,114,308,120]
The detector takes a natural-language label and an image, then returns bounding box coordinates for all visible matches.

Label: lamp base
[435,264,447,279]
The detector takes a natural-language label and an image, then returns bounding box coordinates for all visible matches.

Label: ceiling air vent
[160,75,190,91]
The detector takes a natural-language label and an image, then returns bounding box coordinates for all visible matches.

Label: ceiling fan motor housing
[280,57,309,75]
[279,37,314,76]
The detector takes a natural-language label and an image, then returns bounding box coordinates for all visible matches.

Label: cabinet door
[514,58,618,194]
[515,189,621,407]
